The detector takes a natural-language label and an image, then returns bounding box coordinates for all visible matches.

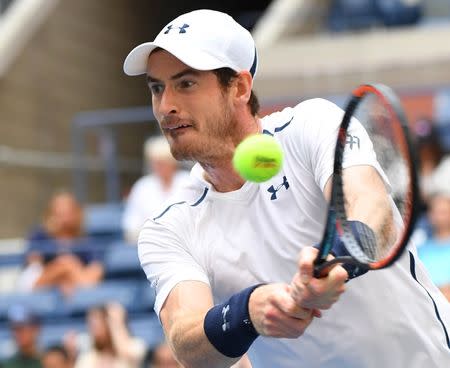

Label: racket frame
[313,84,420,277]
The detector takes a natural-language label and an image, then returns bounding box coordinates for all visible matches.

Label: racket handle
[313,256,354,278]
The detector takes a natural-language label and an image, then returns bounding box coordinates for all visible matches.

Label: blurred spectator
[428,155,450,197]
[41,346,73,368]
[414,117,445,199]
[74,303,146,368]
[142,342,252,368]
[122,136,189,244]
[16,190,103,295]
[3,305,42,368]
[143,342,181,368]
[418,190,450,301]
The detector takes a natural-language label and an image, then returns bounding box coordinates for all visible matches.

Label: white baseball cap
[123,9,258,78]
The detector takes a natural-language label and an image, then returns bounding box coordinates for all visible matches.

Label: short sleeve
[286,98,381,191]
[138,213,210,318]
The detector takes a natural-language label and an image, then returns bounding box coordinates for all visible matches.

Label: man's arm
[160,281,231,368]
[290,165,393,308]
[325,164,394,245]
[160,278,318,368]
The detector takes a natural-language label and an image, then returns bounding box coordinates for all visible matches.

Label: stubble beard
[167,102,238,165]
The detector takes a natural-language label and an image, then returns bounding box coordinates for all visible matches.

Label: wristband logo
[222,305,230,332]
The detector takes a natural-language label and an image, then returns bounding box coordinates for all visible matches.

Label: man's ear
[233,71,253,106]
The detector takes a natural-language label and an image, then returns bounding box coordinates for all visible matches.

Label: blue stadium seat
[39,318,86,349]
[83,202,123,238]
[64,280,139,316]
[135,282,155,312]
[434,88,450,152]
[328,0,380,32]
[0,289,63,322]
[104,243,144,278]
[376,0,422,27]
[0,324,14,361]
[128,313,164,349]
[0,253,24,267]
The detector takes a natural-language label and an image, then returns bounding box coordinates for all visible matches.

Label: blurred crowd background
[0,0,450,367]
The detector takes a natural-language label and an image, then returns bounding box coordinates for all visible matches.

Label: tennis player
[124,9,450,368]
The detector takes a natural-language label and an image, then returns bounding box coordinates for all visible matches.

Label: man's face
[42,351,70,368]
[11,324,39,353]
[146,50,238,164]
[429,196,450,233]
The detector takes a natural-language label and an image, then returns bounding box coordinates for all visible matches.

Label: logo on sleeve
[267,176,290,200]
[222,305,230,332]
[346,134,360,150]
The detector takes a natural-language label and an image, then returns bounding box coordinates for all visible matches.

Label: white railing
[0,0,60,77]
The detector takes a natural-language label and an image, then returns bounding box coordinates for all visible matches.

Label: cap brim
[123,39,232,76]
[123,42,159,76]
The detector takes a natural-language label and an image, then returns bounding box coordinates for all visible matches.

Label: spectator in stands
[41,346,73,368]
[418,186,450,301]
[3,305,42,368]
[143,343,251,368]
[17,190,103,296]
[122,136,189,244]
[415,117,445,198]
[143,342,181,368]
[75,302,146,368]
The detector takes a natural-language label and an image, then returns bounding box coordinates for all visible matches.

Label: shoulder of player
[151,180,209,224]
[261,98,342,135]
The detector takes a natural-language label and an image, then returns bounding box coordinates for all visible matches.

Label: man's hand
[290,246,348,310]
[248,283,320,339]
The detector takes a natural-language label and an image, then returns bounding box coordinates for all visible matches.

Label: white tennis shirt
[138,98,450,368]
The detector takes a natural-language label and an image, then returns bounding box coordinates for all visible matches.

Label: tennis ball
[233,134,283,183]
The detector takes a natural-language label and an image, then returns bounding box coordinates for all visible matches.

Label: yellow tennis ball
[233,134,283,183]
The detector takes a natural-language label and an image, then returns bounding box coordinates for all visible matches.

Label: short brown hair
[212,68,260,116]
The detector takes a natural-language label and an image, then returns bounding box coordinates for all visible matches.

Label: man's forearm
[167,313,240,368]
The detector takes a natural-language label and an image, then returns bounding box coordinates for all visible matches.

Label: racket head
[314,83,420,276]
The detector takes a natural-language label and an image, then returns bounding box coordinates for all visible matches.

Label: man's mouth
[164,123,193,131]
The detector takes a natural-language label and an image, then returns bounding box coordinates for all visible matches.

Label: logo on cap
[164,23,190,34]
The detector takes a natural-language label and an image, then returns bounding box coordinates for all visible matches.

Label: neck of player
[202,116,261,193]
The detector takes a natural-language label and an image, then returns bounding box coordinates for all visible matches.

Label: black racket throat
[313,256,364,278]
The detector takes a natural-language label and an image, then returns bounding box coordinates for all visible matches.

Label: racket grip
[313,256,355,278]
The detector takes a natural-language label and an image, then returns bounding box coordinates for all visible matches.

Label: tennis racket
[313,83,420,278]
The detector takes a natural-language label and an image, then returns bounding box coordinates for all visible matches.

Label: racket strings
[343,93,411,263]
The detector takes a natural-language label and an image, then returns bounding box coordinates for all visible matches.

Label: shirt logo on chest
[267,176,290,200]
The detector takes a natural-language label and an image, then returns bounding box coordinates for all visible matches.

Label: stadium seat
[0,326,14,361]
[135,281,155,312]
[0,253,24,267]
[39,318,86,349]
[104,242,144,278]
[64,280,139,316]
[376,0,422,27]
[434,88,450,151]
[327,0,380,32]
[0,289,63,322]
[83,202,123,238]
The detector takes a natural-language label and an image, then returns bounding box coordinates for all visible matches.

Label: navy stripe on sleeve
[409,251,450,349]
[153,187,209,220]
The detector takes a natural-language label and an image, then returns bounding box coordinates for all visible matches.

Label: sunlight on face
[147,50,237,164]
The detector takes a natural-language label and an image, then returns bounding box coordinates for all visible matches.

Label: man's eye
[179,80,195,89]
[149,84,163,94]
